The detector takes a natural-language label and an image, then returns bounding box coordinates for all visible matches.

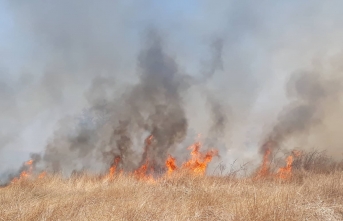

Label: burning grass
[1,149,343,221]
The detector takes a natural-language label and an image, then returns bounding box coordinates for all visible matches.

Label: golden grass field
[1,170,343,221]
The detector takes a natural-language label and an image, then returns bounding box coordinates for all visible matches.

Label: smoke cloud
[260,71,341,153]
[1,1,343,180]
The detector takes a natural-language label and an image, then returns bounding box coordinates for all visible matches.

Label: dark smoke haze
[1,1,343,181]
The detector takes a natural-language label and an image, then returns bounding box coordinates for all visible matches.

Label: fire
[9,135,219,185]
[11,159,34,183]
[275,150,301,180]
[7,128,308,186]
[138,135,154,169]
[131,134,156,182]
[165,155,177,176]
[133,160,155,182]
[8,137,302,185]
[107,157,121,179]
[130,138,218,181]
[134,162,148,178]
[25,160,33,166]
[254,147,302,180]
[277,155,293,180]
[255,148,271,178]
[182,142,218,176]
[38,171,47,179]
[18,159,33,179]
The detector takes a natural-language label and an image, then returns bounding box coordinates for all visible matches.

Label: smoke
[38,30,229,175]
[207,95,228,137]
[1,1,343,180]
[261,64,342,158]
[204,38,228,137]
[260,71,340,153]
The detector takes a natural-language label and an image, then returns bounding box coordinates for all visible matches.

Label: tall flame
[255,148,271,179]
[166,155,177,176]
[277,155,294,180]
[254,148,301,180]
[182,142,218,176]
[107,157,121,179]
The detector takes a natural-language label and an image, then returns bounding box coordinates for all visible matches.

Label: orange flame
[133,160,155,182]
[26,160,33,165]
[10,135,220,185]
[277,155,294,180]
[107,157,121,179]
[182,142,218,176]
[21,160,33,179]
[166,155,177,176]
[255,148,271,178]
[11,159,34,183]
[254,148,303,180]
[38,171,47,179]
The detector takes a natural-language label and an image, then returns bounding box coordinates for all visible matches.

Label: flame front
[9,139,302,185]
[11,137,219,185]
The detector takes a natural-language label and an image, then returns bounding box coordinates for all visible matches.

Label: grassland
[1,169,343,221]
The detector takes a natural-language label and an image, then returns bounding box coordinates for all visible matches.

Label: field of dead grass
[1,170,343,221]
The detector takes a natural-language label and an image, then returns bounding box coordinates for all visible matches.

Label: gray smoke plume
[207,96,228,137]
[37,31,190,174]
[260,71,341,153]
[206,38,228,137]
[2,1,343,181]
[198,38,228,138]
[121,31,189,170]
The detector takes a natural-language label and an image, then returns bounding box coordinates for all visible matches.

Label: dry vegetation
[1,152,343,221]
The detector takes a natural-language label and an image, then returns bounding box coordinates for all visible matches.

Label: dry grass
[1,170,343,221]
